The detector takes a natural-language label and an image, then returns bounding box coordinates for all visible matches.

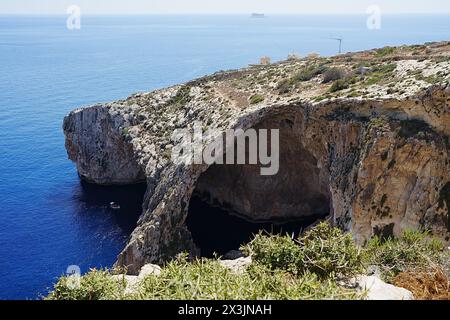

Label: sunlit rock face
[64,42,450,274]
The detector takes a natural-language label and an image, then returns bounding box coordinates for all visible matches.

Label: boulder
[219,256,252,275]
[356,275,414,300]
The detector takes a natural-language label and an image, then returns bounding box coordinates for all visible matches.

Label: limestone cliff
[63,42,450,274]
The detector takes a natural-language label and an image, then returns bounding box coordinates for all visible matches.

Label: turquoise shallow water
[0,14,449,299]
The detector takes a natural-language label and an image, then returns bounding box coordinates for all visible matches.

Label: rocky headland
[64,42,450,275]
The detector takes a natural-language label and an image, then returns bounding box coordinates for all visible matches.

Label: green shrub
[329,79,350,92]
[47,269,125,300]
[245,223,364,279]
[299,223,364,278]
[244,233,303,273]
[276,79,294,94]
[249,94,265,104]
[364,63,397,85]
[168,86,192,106]
[323,68,346,83]
[294,65,327,82]
[364,230,445,280]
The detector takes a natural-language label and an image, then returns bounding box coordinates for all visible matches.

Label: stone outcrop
[348,275,415,300]
[64,42,450,274]
[63,105,146,185]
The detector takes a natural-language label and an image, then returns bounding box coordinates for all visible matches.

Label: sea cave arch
[186,110,333,257]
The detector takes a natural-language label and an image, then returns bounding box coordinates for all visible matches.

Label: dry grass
[393,268,450,300]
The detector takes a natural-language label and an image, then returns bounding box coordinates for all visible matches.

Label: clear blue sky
[1,0,450,15]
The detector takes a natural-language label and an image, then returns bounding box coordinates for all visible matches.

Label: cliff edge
[64,42,450,274]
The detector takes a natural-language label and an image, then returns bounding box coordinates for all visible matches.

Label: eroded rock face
[194,111,331,223]
[63,43,450,274]
[64,105,145,185]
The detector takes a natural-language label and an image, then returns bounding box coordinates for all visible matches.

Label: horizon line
[2,12,450,16]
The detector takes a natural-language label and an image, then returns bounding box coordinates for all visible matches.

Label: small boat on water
[251,13,265,18]
[110,202,121,210]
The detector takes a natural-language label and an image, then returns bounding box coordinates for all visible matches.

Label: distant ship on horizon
[251,13,265,18]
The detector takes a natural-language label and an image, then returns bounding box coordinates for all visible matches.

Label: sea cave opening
[186,114,332,258]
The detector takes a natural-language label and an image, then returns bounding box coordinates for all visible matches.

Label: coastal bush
[322,68,346,83]
[245,222,364,278]
[294,65,327,82]
[168,86,192,106]
[329,79,350,92]
[249,94,265,104]
[276,79,294,94]
[300,223,364,278]
[244,233,303,273]
[365,63,397,85]
[364,230,446,280]
[47,269,125,300]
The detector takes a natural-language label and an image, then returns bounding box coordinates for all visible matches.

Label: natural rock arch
[186,110,333,256]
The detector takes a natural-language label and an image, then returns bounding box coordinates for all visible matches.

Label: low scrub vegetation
[364,229,446,281]
[246,223,363,278]
[168,85,192,106]
[329,79,351,92]
[249,94,265,105]
[322,68,346,83]
[47,223,448,300]
[376,47,396,57]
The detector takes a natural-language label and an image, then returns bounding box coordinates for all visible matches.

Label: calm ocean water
[0,14,449,299]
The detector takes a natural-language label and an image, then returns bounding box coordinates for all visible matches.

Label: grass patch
[376,47,396,57]
[364,230,445,281]
[249,94,265,105]
[364,63,397,85]
[136,258,356,300]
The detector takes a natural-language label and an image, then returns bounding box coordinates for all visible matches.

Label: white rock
[219,256,252,275]
[138,263,162,279]
[356,275,414,300]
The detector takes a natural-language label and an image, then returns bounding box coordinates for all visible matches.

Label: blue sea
[0,14,449,300]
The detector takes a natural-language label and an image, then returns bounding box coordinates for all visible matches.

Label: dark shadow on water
[187,195,328,258]
[77,180,147,235]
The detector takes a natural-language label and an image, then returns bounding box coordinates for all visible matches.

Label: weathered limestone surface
[64,42,450,274]
[352,275,415,300]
